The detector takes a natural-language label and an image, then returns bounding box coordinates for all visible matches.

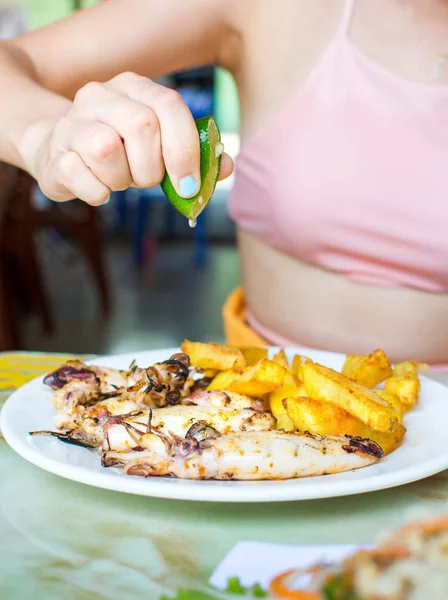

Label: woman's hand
[33,72,234,205]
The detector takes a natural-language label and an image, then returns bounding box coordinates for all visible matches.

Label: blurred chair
[0,164,49,350]
[1,168,53,333]
[34,193,111,316]
[0,164,111,350]
[0,163,17,350]
[0,258,16,351]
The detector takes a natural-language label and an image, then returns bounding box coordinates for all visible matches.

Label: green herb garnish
[160,591,216,600]
[225,576,246,594]
[225,577,267,597]
[161,576,268,599]
[323,575,363,600]
[251,583,268,597]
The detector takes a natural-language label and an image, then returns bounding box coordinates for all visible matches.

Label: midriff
[238,230,448,364]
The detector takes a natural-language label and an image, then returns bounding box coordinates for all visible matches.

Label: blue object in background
[178,86,214,120]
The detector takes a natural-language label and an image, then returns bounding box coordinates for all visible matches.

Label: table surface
[1,352,447,599]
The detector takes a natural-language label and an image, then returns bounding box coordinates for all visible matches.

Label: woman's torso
[228,0,448,363]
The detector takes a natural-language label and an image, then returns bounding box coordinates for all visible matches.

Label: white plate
[2,347,448,502]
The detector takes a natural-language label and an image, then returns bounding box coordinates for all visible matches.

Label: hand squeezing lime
[161,116,223,226]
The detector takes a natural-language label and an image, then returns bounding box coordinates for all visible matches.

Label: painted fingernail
[179,175,199,198]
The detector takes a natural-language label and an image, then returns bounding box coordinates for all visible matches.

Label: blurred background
[0,0,241,355]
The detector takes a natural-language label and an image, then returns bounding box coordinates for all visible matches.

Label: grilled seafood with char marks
[31,343,418,482]
[32,405,275,449]
[47,353,211,429]
[102,427,383,480]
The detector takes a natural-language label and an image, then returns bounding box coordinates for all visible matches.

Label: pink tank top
[229,0,448,302]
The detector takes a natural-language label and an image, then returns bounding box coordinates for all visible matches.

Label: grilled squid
[31,405,276,450]
[44,360,145,393]
[46,353,204,429]
[182,390,269,411]
[102,429,383,480]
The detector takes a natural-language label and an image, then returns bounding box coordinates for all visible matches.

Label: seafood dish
[30,342,423,481]
[269,516,448,599]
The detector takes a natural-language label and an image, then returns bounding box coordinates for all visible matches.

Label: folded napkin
[210,541,369,590]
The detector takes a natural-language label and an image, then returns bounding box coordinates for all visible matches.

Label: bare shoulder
[6,0,237,97]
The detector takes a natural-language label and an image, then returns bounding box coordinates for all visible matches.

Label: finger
[89,95,164,188]
[66,121,132,191]
[56,151,111,206]
[108,74,200,198]
[74,81,165,188]
[218,152,234,181]
[38,169,77,203]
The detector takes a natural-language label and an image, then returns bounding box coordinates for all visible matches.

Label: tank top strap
[338,0,356,36]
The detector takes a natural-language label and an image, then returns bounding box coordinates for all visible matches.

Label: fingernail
[103,195,111,205]
[179,175,199,198]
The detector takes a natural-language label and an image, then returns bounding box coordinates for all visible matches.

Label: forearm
[0,0,237,177]
[0,42,71,174]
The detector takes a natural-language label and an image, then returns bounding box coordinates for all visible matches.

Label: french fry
[375,390,404,423]
[207,369,238,391]
[285,396,353,436]
[204,369,219,379]
[384,361,422,408]
[353,423,406,456]
[285,397,406,455]
[270,402,295,431]
[208,359,286,397]
[301,362,398,433]
[273,349,289,369]
[291,354,312,379]
[181,340,245,371]
[342,349,393,388]
[385,375,420,408]
[269,372,304,432]
[270,373,306,404]
[226,346,268,366]
[393,361,420,378]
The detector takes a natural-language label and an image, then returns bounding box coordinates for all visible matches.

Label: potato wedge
[375,390,404,423]
[181,341,245,371]
[226,346,268,366]
[385,376,420,408]
[269,372,306,405]
[273,349,289,369]
[208,359,286,397]
[384,361,421,407]
[301,362,397,432]
[285,397,405,455]
[361,425,406,455]
[291,354,312,379]
[393,361,419,378]
[270,399,295,431]
[207,369,238,391]
[342,349,392,388]
[204,369,219,379]
[227,359,287,397]
[269,372,303,432]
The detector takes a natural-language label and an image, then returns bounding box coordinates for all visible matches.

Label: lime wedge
[161,116,223,221]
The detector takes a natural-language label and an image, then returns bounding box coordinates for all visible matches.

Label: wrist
[17,92,72,178]
[19,117,58,178]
